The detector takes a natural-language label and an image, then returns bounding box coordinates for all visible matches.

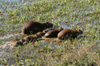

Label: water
[60,24,69,29]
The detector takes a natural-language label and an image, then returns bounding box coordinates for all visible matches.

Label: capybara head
[76,29,83,35]
[57,27,63,31]
[11,39,23,47]
[44,22,53,28]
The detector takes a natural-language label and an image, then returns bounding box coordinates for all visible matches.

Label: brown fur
[37,32,45,37]
[57,29,83,40]
[21,34,38,44]
[42,29,48,34]
[21,21,53,34]
[10,39,23,47]
[11,30,47,46]
[44,27,63,37]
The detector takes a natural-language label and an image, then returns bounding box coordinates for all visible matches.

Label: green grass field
[0,0,100,65]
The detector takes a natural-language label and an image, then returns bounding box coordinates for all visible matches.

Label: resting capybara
[44,27,63,37]
[21,21,53,34]
[21,34,38,44]
[20,31,48,45]
[10,39,23,47]
[57,29,83,40]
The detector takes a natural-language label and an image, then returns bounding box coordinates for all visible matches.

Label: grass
[0,0,100,65]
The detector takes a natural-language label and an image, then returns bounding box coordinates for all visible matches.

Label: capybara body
[21,34,38,44]
[57,29,83,40]
[21,21,53,34]
[44,27,63,37]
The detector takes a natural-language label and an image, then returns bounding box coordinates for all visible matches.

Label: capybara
[44,27,63,37]
[21,34,38,44]
[10,39,23,47]
[57,29,83,40]
[21,21,53,34]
